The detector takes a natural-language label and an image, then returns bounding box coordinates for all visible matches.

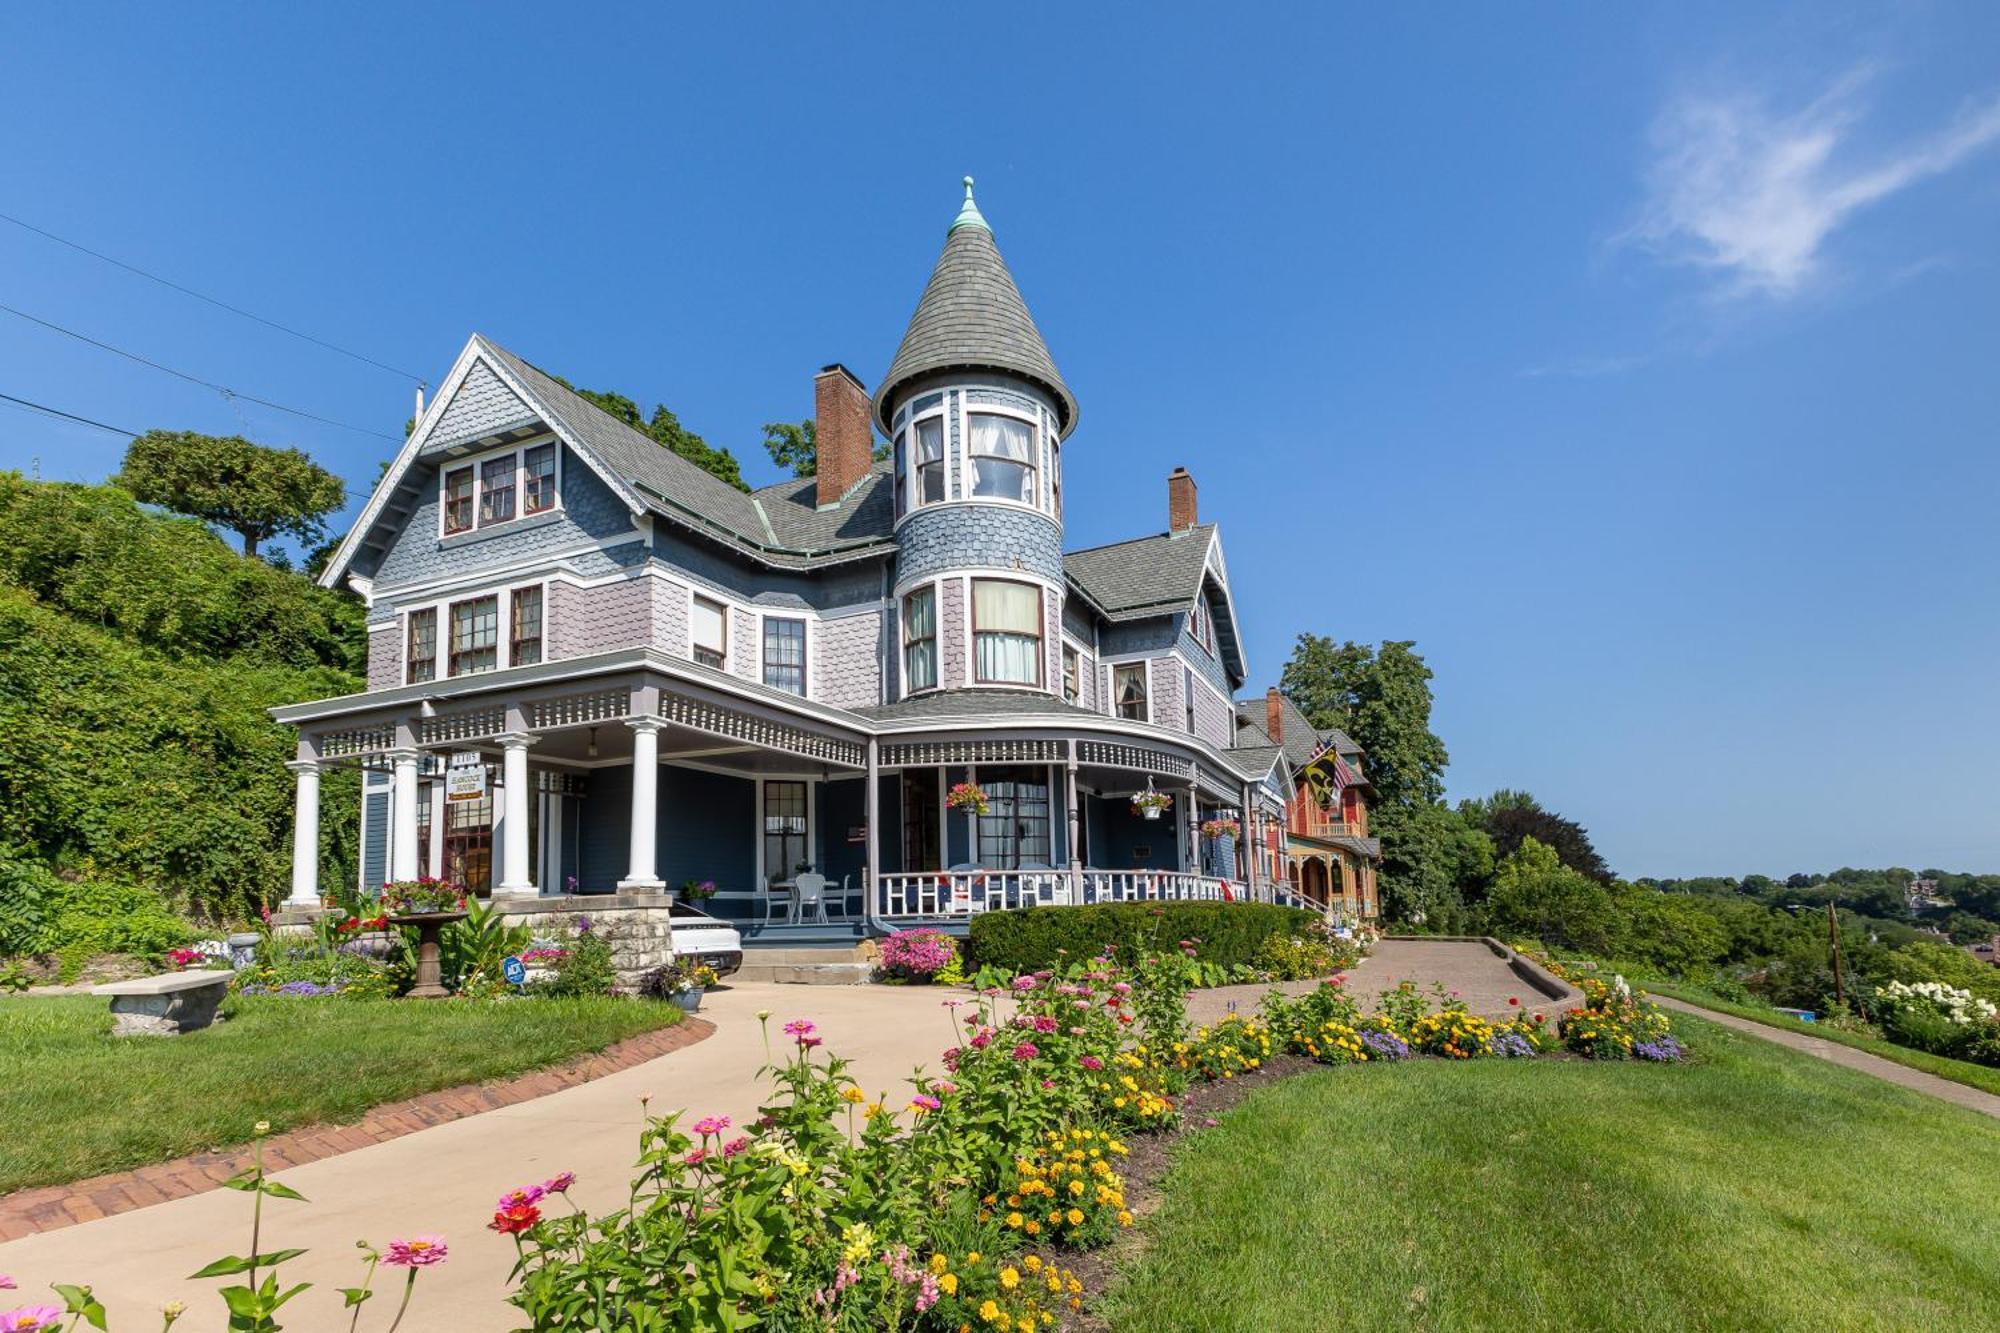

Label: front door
[902,770,941,872]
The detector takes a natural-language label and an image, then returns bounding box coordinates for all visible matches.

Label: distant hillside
[0,474,363,924]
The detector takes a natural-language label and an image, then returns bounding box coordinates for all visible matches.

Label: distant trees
[761,419,892,478]
[116,430,345,559]
[1462,799,1613,884]
[544,378,750,492]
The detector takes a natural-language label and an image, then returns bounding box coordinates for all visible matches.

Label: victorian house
[275,181,1305,941]
[1236,689,1382,919]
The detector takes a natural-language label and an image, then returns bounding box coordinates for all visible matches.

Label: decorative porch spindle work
[419,706,507,746]
[657,692,865,768]
[1077,740,1195,780]
[875,868,1227,923]
[881,739,1064,768]
[528,689,632,730]
[319,724,395,759]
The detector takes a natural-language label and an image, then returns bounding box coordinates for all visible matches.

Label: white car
[667,899,742,977]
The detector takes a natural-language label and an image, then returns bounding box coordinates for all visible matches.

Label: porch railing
[872,869,1237,924]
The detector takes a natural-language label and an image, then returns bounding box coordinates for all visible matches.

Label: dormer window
[441,440,561,536]
[968,413,1035,504]
[1190,594,1214,654]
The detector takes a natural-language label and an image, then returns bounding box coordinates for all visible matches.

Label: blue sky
[3,3,1997,878]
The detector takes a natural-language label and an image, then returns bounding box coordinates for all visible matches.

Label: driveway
[0,982,961,1333]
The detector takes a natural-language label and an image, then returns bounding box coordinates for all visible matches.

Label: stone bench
[92,970,233,1036]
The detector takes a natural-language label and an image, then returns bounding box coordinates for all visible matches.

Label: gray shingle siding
[941,578,968,688]
[1099,616,1176,657]
[421,359,538,453]
[1175,614,1232,696]
[816,610,886,709]
[652,527,885,611]
[372,447,634,591]
[548,577,649,659]
[895,504,1063,586]
[366,626,401,690]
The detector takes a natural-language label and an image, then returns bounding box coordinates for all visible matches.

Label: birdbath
[390,911,468,999]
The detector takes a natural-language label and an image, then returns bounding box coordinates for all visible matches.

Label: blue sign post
[502,954,527,987]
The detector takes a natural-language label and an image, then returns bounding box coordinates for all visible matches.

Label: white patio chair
[793,871,829,926]
[762,876,793,924]
[824,874,852,921]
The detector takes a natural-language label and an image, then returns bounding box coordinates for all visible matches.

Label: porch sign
[445,751,488,804]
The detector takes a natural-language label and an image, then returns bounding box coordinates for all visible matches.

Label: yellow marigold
[1025,1219,1041,1235]
[979,1299,1000,1322]
[1066,1208,1085,1226]
[1000,1266,1021,1290]
[840,1085,866,1104]
[939,1273,959,1295]
[1117,1209,1134,1226]
[1005,1211,1023,1229]
[1023,1254,1042,1273]
[930,1252,949,1275]
[1068,1179,1085,1196]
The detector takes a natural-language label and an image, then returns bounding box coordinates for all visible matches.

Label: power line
[0,301,400,441]
[0,209,425,384]
[0,390,136,437]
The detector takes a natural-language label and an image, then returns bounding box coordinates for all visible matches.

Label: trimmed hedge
[966,902,1320,974]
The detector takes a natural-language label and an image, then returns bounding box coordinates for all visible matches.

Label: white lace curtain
[968,414,1035,503]
[903,588,937,689]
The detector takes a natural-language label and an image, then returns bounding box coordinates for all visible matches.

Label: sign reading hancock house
[445,751,488,804]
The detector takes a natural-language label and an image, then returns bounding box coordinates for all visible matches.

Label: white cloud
[1628,69,2000,298]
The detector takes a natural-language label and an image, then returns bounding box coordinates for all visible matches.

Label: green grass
[0,994,680,1193]
[1643,982,2000,1098]
[1102,1014,2000,1332]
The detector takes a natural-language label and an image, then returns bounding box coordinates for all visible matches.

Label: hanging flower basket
[1130,790,1172,820]
[1200,818,1241,841]
[945,782,990,815]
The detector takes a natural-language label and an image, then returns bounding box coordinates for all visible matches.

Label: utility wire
[0,389,136,437]
[0,209,425,384]
[0,301,400,441]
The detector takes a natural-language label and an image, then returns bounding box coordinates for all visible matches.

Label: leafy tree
[1485,837,1620,956]
[761,419,892,478]
[116,431,345,560]
[1474,801,1613,884]
[554,383,750,492]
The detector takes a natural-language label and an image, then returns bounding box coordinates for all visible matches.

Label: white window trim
[436,435,564,540]
[757,610,813,699]
[1109,658,1153,725]
[964,573,1060,692]
[894,390,1056,524]
[400,575,550,684]
[902,404,949,516]
[961,402,1042,514]
[899,578,942,699]
[691,591,730,672]
[753,775,819,887]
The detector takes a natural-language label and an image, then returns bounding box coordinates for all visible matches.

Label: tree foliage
[550,379,750,492]
[1464,797,1613,884]
[116,430,345,559]
[761,419,892,479]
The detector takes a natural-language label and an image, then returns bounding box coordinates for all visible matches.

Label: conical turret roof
[873,178,1076,437]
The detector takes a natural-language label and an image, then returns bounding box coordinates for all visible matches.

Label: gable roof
[1235,693,1365,777]
[873,184,1076,437]
[321,335,897,589]
[1064,524,1247,684]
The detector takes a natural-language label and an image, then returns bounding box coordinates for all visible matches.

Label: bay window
[406,608,437,683]
[972,579,1042,685]
[522,443,557,515]
[442,467,475,534]
[479,455,516,524]
[692,596,727,670]
[763,617,806,696]
[968,412,1035,504]
[510,586,543,667]
[903,586,937,691]
[448,595,500,676]
[1114,662,1148,721]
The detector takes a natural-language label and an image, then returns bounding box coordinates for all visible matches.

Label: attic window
[442,441,561,536]
[1190,594,1214,654]
[442,467,475,534]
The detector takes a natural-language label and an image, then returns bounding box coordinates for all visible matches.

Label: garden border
[0,1017,714,1242]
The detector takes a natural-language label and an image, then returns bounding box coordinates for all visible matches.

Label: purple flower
[1634,1036,1685,1062]
[1361,1031,1411,1061]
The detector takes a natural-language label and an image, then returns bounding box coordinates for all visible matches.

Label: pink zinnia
[970,1030,993,1050]
[543,1172,576,1193]
[783,1018,816,1039]
[909,1094,941,1112]
[1032,1016,1058,1033]
[1011,976,1037,991]
[801,1035,823,1049]
[692,1115,730,1136]
[685,1148,708,1165]
[722,1136,750,1158]
[497,1185,545,1209]
[933,1080,957,1095]
[1111,982,1132,995]
[1080,1054,1104,1070]
[1011,1042,1040,1060]
[0,1305,64,1332]
[383,1235,449,1268]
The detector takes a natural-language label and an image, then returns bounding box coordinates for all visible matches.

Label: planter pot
[1139,807,1162,821]
[669,987,704,1013]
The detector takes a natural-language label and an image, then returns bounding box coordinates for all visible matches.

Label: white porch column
[1065,739,1084,902]
[619,718,666,890]
[285,760,322,907]
[389,748,422,883]
[495,732,538,897]
[864,737,881,920]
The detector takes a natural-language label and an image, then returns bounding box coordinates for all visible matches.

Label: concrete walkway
[0,982,963,1332]
[1185,937,1572,1028]
[1651,995,2000,1121]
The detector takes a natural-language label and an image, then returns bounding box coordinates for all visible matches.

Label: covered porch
[275,657,1290,940]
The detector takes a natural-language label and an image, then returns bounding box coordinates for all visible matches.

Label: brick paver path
[1651,995,2000,1121]
[1186,937,1576,1028]
[0,1018,712,1242]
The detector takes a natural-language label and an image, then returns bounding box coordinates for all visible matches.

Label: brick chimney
[1168,467,1197,532]
[1265,686,1284,743]
[815,364,872,508]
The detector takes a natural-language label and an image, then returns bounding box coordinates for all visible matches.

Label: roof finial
[949,174,989,234]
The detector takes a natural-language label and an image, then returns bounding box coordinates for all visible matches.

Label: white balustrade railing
[872,869,1241,923]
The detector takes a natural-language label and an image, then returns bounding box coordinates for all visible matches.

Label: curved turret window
[972,578,1043,685]
[968,412,1036,504]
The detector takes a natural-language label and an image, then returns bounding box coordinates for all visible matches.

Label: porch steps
[731,945,875,987]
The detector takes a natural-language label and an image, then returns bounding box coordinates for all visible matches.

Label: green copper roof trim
[948,175,989,233]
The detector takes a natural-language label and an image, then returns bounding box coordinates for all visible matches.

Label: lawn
[1641,982,2000,1098]
[0,994,680,1193]
[1100,1014,2000,1332]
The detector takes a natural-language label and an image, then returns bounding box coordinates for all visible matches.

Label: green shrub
[534,924,618,998]
[966,902,1318,974]
[38,873,197,979]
